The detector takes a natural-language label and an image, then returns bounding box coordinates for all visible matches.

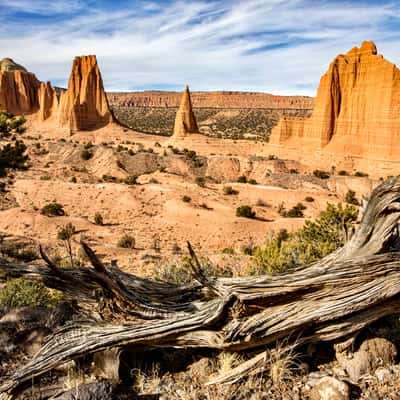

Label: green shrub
[0,140,29,177]
[182,195,191,203]
[94,212,104,225]
[313,170,330,179]
[0,112,26,138]
[118,234,135,249]
[223,186,238,195]
[83,141,93,149]
[282,203,306,218]
[236,205,256,219]
[0,278,62,310]
[248,179,258,185]
[250,204,358,275]
[41,202,65,217]
[345,190,359,205]
[70,176,77,183]
[338,170,348,176]
[124,175,138,185]
[305,196,315,202]
[195,176,206,187]
[80,149,93,160]
[237,175,247,183]
[354,171,369,177]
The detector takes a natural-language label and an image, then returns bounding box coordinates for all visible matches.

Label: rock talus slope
[173,85,199,137]
[270,41,400,159]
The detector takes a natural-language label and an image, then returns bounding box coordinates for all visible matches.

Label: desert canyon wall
[0,55,113,132]
[270,41,400,160]
[108,90,314,110]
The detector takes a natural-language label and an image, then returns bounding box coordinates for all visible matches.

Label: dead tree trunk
[1,177,400,397]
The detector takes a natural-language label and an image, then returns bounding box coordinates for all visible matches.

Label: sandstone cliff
[0,68,41,115]
[270,41,400,159]
[173,86,199,137]
[58,55,113,131]
[108,90,314,110]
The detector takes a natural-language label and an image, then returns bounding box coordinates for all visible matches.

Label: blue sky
[0,0,399,95]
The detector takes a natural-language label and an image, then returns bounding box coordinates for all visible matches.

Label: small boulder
[338,338,397,381]
[53,380,133,400]
[309,377,350,400]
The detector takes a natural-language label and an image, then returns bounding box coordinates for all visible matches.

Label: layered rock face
[0,58,41,115]
[173,86,199,137]
[108,90,314,110]
[58,55,113,131]
[0,55,113,132]
[270,41,400,159]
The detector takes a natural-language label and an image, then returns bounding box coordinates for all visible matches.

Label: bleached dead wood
[1,177,400,398]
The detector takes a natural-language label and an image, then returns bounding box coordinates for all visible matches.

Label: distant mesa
[173,85,199,137]
[0,55,113,133]
[270,41,400,159]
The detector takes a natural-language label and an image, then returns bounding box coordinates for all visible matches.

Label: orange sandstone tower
[269,41,400,159]
[58,55,113,131]
[0,55,113,133]
[173,85,199,137]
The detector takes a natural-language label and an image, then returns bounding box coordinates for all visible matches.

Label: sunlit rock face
[270,41,400,159]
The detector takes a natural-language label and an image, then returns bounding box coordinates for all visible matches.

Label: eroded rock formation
[0,58,41,115]
[270,41,400,159]
[0,55,113,132]
[58,55,113,131]
[173,86,199,137]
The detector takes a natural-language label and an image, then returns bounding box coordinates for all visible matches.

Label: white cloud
[0,0,399,95]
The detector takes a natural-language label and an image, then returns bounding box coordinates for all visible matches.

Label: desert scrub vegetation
[41,202,65,217]
[0,140,29,177]
[237,175,247,183]
[249,203,358,274]
[182,195,191,203]
[124,175,138,185]
[118,234,136,249]
[0,278,62,311]
[280,202,306,218]
[0,111,26,137]
[304,196,314,202]
[80,149,93,160]
[223,185,238,195]
[312,169,330,179]
[354,171,369,177]
[236,205,256,219]
[195,176,206,187]
[345,189,360,205]
[0,239,38,263]
[152,255,232,285]
[93,212,104,225]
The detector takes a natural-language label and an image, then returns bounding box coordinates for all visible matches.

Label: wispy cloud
[0,0,399,95]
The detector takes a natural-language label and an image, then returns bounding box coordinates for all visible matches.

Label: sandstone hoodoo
[270,41,400,159]
[58,55,113,131]
[173,85,199,137]
[0,58,41,115]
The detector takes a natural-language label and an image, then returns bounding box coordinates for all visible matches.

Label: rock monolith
[173,85,199,137]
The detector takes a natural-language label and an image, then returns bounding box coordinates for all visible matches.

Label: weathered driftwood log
[1,177,400,398]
